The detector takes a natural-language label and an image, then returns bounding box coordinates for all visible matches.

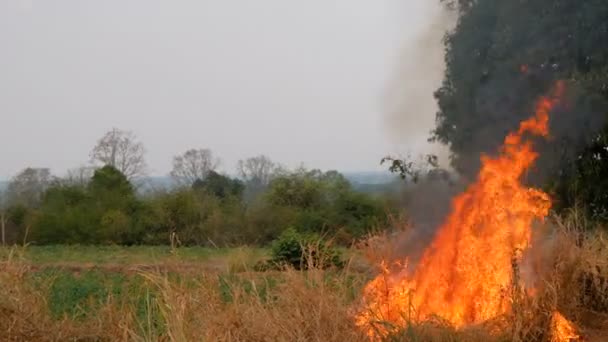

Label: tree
[237,155,282,188]
[432,0,608,180]
[429,0,608,221]
[6,167,53,208]
[193,171,244,199]
[31,166,142,244]
[89,165,135,202]
[90,128,147,180]
[171,148,220,186]
[62,166,97,187]
[381,154,442,182]
[264,169,389,239]
[266,173,324,209]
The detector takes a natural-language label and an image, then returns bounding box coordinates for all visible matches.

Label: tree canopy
[432,0,608,218]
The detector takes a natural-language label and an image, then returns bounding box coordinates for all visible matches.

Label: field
[2,218,608,342]
[0,244,373,341]
[0,245,267,273]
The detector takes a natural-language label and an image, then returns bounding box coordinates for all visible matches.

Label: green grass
[8,245,273,337]
[0,245,267,265]
[25,268,167,336]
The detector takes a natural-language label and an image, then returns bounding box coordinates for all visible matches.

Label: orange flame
[550,311,580,342]
[356,81,565,338]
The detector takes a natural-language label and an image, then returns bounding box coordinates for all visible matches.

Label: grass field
[2,218,608,341]
[0,244,372,341]
[0,245,268,273]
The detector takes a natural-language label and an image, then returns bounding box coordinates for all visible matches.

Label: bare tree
[171,148,220,186]
[6,167,53,208]
[236,155,281,188]
[63,166,97,187]
[90,128,147,179]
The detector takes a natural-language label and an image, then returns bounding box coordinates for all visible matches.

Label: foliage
[381,154,442,182]
[6,167,53,208]
[46,270,124,319]
[553,128,608,220]
[270,227,342,269]
[264,169,389,239]
[29,166,145,244]
[433,0,608,223]
[193,171,244,199]
[4,166,391,246]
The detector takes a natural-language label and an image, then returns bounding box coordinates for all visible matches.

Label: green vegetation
[2,1,608,341]
[269,227,342,270]
[1,166,396,248]
[0,245,259,265]
[433,0,608,222]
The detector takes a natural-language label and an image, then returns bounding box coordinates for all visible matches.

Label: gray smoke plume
[384,2,456,166]
[382,3,459,262]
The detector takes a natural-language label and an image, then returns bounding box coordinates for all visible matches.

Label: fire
[550,311,580,342]
[356,81,565,338]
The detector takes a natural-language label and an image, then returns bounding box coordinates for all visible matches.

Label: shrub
[270,227,342,270]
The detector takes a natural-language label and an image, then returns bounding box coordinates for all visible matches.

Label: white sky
[0,0,446,178]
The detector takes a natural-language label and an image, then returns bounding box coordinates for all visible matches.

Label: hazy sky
[0,0,446,178]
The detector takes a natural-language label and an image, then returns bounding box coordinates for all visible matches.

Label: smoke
[384,2,456,166]
[381,3,459,263]
[392,175,464,266]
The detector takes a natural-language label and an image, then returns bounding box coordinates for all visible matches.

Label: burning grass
[351,81,608,341]
[355,213,608,341]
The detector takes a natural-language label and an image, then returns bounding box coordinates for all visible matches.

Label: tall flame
[356,81,565,338]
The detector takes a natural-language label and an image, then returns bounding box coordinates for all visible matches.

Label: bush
[269,228,342,270]
[29,166,146,245]
[262,170,392,243]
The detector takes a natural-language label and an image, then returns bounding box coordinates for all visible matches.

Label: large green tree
[433,0,608,218]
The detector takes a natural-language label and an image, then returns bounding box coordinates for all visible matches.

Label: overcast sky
[0,0,447,179]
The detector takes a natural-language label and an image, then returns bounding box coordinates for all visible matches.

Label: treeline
[0,161,395,247]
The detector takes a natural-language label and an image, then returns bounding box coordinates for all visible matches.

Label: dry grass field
[1,214,607,341]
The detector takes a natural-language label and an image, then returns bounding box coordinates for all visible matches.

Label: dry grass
[353,211,608,342]
[0,246,369,341]
[1,212,608,341]
[142,268,366,342]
